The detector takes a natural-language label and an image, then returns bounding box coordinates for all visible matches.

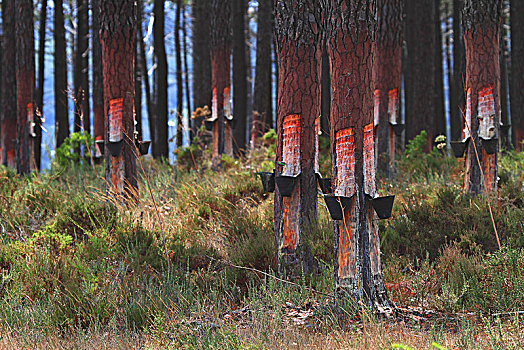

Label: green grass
[0,133,522,348]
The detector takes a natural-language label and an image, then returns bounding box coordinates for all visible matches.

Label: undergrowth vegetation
[0,131,522,348]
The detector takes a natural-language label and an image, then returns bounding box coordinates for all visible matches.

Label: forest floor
[0,132,523,349]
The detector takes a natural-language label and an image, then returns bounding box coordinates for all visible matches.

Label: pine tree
[1,0,17,168]
[462,0,502,194]
[16,0,35,174]
[99,0,137,199]
[54,0,69,149]
[510,0,524,148]
[322,0,391,308]
[274,0,321,275]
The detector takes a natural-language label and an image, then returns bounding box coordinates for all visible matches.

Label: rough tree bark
[322,0,391,308]
[450,0,465,142]
[274,0,321,275]
[54,0,69,149]
[462,0,502,194]
[152,0,168,159]
[192,0,212,136]
[320,38,331,137]
[434,0,446,138]
[92,0,105,156]
[404,0,442,150]
[232,0,248,153]
[134,17,143,142]
[182,4,192,142]
[35,0,48,170]
[510,0,524,148]
[74,0,90,135]
[251,0,273,147]
[210,0,231,167]
[100,0,137,199]
[138,0,153,144]
[16,0,35,174]
[175,0,184,148]
[1,0,17,168]
[373,0,402,177]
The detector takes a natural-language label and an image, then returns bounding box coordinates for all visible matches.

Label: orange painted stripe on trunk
[282,196,297,251]
[109,98,124,142]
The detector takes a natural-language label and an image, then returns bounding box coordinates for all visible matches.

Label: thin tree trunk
[210,0,231,167]
[16,0,35,174]
[450,0,465,142]
[100,0,137,199]
[182,3,192,143]
[137,0,153,144]
[510,0,524,148]
[499,0,510,149]
[153,0,168,159]
[175,0,183,148]
[74,0,90,135]
[192,0,212,136]
[462,0,502,194]
[35,0,47,170]
[405,0,441,150]
[251,0,273,147]
[92,0,105,156]
[232,0,248,153]
[1,0,17,168]
[320,38,330,138]
[374,0,403,177]
[322,0,391,308]
[54,0,69,149]
[435,0,446,138]
[135,24,143,142]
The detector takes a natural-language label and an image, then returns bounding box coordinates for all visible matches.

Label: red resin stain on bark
[478,85,496,139]
[364,123,376,195]
[387,89,398,123]
[109,98,124,142]
[282,195,298,251]
[335,128,355,197]
[280,114,302,252]
[338,199,357,280]
[464,88,472,140]
[314,116,320,173]
[282,114,301,176]
[374,89,380,126]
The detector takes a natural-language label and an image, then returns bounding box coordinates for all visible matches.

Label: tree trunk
[175,0,184,148]
[152,0,168,159]
[251,0,273,147]
[450,0,465,142]
[35,0,47,170]
[138,0,153,145]
[274,0,321,276]
[320,38,330,137]
[1,0,17,169]
[499,1,510,149]
[92,0,105,158]
[16,0,35,174]
[462,0,502,194]
[404,0,442,150]
[232,0,248,153]
[100,0,137,199]
[74,0,90,135]
[373,0,403,177]
[182,4,192,143]
[192,0,212,136]
[135,23,143,142]
[210,0,231,167]
[434,0,446,138]
[510,0,524,148]
[322,0,391,308]
[54,0,69,149]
